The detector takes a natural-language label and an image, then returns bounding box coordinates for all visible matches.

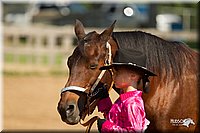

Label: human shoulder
[123,91,144,107]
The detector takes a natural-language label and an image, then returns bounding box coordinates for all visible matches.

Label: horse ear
[100,20,116,42]
[74,19,86,40]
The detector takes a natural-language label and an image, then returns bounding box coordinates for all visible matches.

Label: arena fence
[3,25,197,72]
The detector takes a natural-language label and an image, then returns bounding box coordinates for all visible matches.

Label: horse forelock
[83,31,99,42]
[76,31,107,61]
[112,31,198,86]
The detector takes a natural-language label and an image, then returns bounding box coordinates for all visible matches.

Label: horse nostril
[66,104,75,117]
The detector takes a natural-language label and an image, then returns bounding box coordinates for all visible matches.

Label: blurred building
[2,2,152,28]
[156,14,183,32]
[2,2,197,31]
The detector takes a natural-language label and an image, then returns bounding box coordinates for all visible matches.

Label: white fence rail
[3,24,197,69]
[4,25,76,67]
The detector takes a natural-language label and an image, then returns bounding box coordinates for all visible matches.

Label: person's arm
[98,119,138,133]
[97,97,112,117]
[91,83,112,116]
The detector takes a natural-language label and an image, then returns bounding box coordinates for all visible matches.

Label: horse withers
[57,20,199,132]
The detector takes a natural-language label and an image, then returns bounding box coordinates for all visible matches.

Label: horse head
[57,20,117,125]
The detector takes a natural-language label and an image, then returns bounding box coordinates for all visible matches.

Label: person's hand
[90,83,109,100]
[96,85,109,99]
[97,118,106,133]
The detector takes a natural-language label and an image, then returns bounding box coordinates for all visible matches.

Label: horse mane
[112,31,198,84]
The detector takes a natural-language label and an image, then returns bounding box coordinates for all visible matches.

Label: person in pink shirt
[95,49,157,133]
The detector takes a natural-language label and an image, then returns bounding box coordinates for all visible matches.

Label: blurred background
[1,0,198,132]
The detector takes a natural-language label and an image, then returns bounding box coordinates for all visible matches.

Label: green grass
[4,53,14,63]
[3,53,67,76]
[41,55,48,65]
[4,53,65,65]
[55,54,63,65]
[3,70,67,76]
[19,54,28,64]
[3,71,41,76]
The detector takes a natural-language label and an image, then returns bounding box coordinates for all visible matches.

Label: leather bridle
[60,42,113,132]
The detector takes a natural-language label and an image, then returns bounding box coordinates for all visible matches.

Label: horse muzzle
[58,86,88,125]
[57,100,81,125]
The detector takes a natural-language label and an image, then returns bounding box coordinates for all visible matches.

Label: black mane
[112,31,197,84]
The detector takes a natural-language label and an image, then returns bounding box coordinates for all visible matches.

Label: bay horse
[57,20,199,132]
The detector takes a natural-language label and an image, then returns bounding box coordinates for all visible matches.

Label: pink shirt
[97,90,150,133]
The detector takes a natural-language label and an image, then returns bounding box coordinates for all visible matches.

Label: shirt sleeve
[101,120,138,133]
[126,100,146,131]
[97,97,112,117]
[101,99,146,133]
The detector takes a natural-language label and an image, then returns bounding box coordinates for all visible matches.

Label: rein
[61,42,113,133]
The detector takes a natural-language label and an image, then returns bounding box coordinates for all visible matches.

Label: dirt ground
[3,75,118,132]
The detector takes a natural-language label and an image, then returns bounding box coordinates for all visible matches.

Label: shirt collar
[120,90,142,101]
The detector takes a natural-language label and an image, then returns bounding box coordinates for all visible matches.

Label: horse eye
[83,39,88,44]
[84,39,87,43]
[89,64,98,70]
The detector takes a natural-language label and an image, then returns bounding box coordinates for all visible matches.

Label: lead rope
[80,82,114,133]
[80,42,113,133]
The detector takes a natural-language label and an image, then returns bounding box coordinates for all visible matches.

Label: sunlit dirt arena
[3,75,118,132]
